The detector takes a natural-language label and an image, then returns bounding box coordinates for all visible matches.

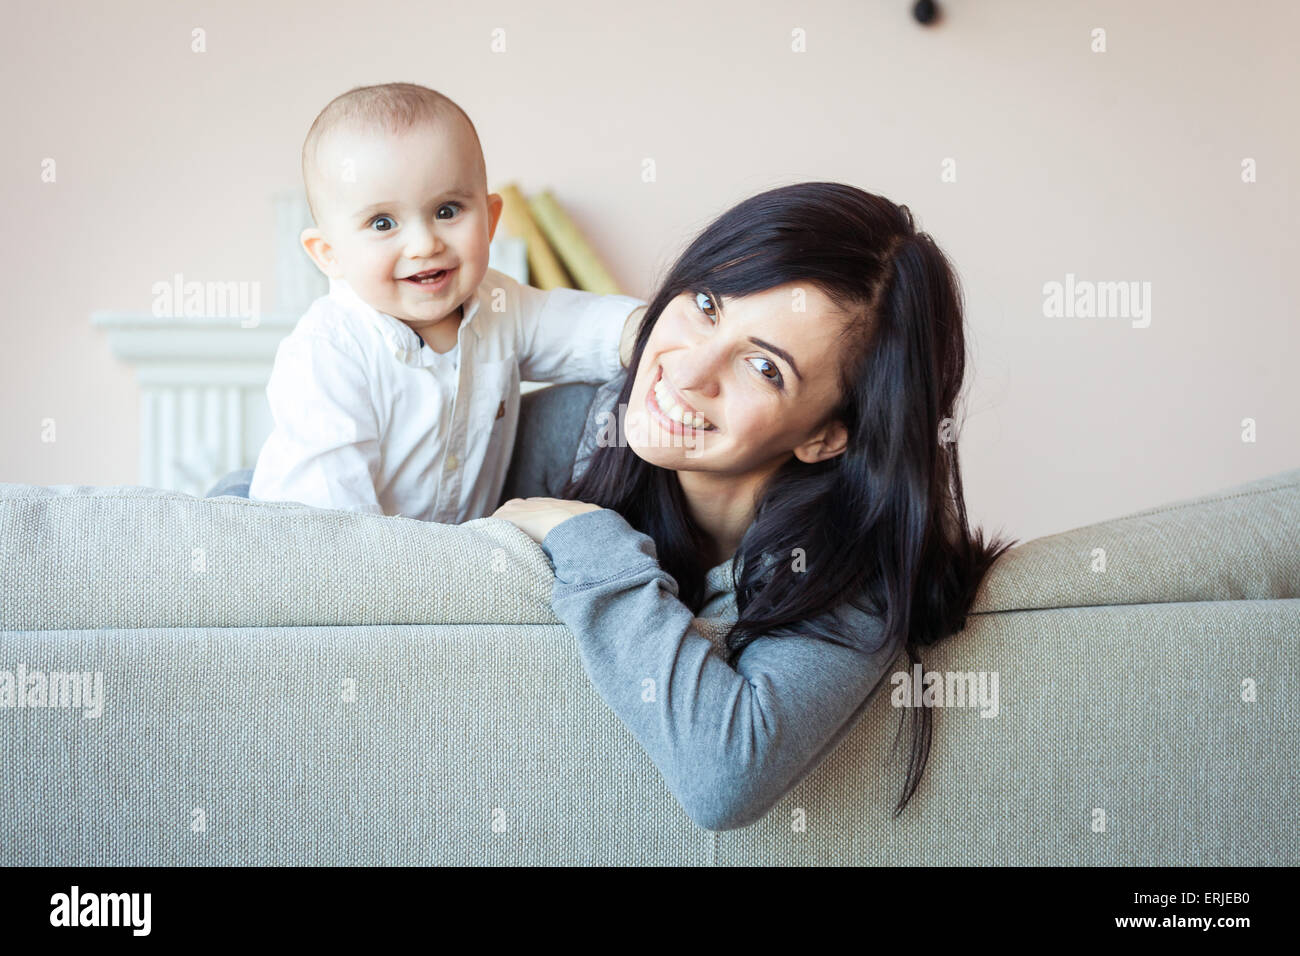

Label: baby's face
[308,118,502,344]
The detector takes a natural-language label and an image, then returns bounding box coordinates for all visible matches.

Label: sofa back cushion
[0,482,559,630]
[972,467,1300,613]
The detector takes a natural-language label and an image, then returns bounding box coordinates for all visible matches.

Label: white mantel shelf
[92,311,298,371]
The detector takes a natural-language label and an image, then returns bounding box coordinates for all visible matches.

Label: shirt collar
[328,276,482,366]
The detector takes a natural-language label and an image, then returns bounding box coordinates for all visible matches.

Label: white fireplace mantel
[92,310,300,497]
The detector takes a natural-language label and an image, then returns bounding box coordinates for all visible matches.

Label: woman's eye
[749,357,783,387]
[693,291,782,388]
[436,202,461,220]
[694,291,717,320]
[370,215,395,232]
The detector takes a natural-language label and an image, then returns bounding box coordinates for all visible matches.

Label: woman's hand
[492,497,603,544]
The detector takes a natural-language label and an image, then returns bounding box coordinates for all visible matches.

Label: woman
[494,181,1016,831]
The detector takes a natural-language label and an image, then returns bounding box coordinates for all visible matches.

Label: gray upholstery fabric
[6,467,1295,632]
[3,599,1293,865]
[2,397,1297,862]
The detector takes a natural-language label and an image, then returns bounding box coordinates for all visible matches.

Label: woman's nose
[673,341,726,398]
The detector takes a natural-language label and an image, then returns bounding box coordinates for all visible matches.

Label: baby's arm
[249,331,384,514]
[619,306,647,368]
[503,269,647,384]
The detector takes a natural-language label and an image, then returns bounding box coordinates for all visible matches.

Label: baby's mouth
[402,267,455,285]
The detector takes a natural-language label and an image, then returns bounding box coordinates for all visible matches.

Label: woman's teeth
[654,376,716,430]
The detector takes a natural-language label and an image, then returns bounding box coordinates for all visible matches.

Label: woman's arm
[539,507,902,831]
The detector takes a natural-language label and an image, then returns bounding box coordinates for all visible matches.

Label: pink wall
[2,0,1296,542]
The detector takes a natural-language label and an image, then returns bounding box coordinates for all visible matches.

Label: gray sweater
[538,373,904,831]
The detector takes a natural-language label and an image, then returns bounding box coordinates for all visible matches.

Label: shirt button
[444,453,458,471]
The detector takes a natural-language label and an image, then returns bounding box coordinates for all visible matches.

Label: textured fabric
[1,380,605,632]
[971,468,1300,613]
[714,598,1300,866]
[248,271,641,523]
[3,374,1298,861]
[540,507,902,831]
[0,622,713,865]
[0,483,558,631]
[2,600,1294,865]
[3,465,1296,631]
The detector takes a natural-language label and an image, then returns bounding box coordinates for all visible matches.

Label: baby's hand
[492,497,602,544]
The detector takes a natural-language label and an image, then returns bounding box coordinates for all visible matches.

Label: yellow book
[527,191,623,295]
[496,183,572,290]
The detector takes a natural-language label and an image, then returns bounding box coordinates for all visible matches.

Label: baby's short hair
[301,82,482,224]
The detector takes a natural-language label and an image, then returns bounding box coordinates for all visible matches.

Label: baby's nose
[405,225,441,254]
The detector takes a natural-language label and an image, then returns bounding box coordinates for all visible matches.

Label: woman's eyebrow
[748,337,803,382]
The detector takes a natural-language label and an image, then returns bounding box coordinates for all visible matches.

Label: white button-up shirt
[249,268,643,523]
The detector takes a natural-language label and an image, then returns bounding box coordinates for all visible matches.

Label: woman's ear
[793,418,848,465]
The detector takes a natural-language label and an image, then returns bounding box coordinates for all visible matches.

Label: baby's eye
[694,291,717,320]
[436,203,462,220]
[370,215,396,232]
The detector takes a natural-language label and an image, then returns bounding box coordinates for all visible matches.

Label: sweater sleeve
[540,506,902,831]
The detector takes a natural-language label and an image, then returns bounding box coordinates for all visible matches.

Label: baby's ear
[300,227,342,278]
[484,192,505,241]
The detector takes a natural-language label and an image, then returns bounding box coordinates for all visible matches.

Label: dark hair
[558,181,1017,816]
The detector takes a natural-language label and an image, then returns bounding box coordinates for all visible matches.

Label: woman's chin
[625,441,654,465]
[624,427,660,464]
[628,434,709,469]
[633,446,680,470]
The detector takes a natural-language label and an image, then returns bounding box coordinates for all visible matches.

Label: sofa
[2,382,1297,866]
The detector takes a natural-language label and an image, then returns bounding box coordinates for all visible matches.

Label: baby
[249,82,645,522]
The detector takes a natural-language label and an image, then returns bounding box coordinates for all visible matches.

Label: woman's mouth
[646,365,718,433]
[401,267,456,292]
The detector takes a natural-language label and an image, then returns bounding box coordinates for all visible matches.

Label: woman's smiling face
[625,282,854,477]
